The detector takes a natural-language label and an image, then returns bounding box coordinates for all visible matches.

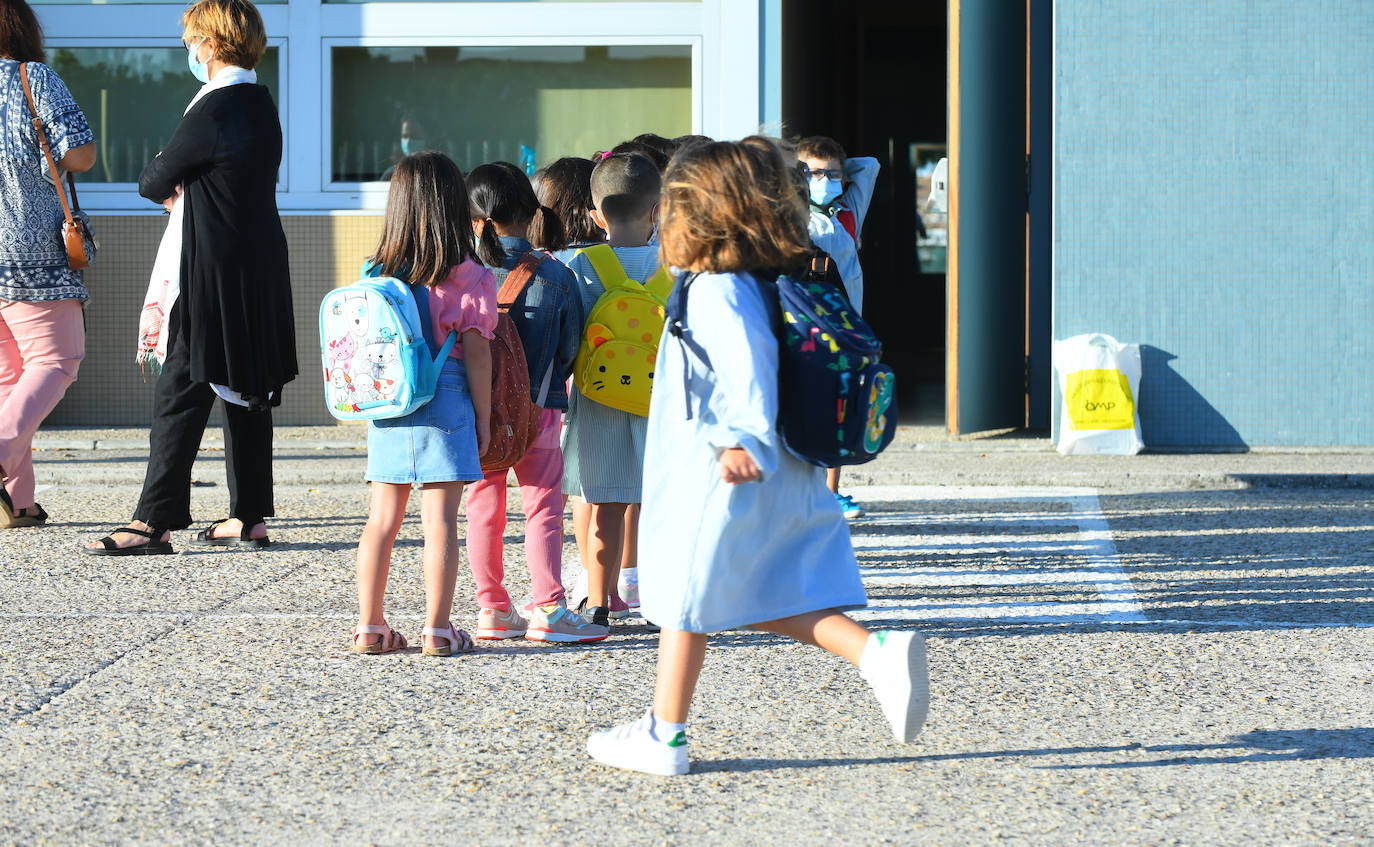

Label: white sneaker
[859,631,929,743]
[586,708,689,776]
[617,567,641,609]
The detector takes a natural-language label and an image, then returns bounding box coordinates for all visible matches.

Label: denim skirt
[366,359,483,484]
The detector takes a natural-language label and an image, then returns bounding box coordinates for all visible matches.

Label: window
[49,46,281,184]
[329,44,691,183]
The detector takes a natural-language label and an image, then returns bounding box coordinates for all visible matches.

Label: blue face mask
[400,138,426,155]
[187,39,211,84]
[810,177,842,207]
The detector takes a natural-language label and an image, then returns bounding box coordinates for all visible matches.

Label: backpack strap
[578,243,631,290]
[497,250,547,313]
[665,272,708,420]
[644,265,675,301]
[836,206,858,244]
[410,281,457,362]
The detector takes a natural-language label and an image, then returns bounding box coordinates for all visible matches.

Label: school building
[35,1,1374,448]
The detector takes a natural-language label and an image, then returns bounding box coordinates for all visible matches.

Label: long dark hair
[534,156,603,248]
[467,161,566,266]
[370,152,477,288]
[0,0,46,63]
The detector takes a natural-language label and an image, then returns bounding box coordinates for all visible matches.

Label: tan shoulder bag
[20,62,94,271]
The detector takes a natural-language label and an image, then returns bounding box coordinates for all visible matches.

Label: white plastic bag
[1053,333,1144,455]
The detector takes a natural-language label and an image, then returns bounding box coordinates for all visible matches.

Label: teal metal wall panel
[1053,2,1374,446]
[955,0,1026,433]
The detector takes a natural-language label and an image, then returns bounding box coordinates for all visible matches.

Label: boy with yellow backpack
[562,152,670,628]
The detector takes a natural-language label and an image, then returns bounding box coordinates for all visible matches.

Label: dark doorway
[782,0,949,426]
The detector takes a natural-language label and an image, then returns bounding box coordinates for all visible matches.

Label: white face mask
[810,177,842,207]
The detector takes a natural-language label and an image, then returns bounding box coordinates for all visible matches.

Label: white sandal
[352,623,406,654]
[421,623,475,657]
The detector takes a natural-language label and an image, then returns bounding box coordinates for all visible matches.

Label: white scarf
[136,67,261,406]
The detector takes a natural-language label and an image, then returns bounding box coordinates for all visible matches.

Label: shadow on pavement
[693,728,1374,774]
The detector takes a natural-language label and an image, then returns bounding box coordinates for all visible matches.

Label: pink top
[429,258,498,359]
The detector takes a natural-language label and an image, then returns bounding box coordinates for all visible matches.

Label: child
[534,156,605,265]
[585,138,928,776]
[797,135,880,520]
[461,162,607,643]
[534,153,639,620]
[350,151,494,657]
[561,151,662,627]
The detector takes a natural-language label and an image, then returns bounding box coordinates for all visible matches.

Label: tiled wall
[1053,3,1374,446]
[50,215,384,427]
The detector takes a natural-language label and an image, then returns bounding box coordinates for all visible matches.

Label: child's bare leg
[586,502,627,608]
[826,466,841,494]
[751,609,870,665]
[572,495,591,578]
[619,502,640,581]
[419,481,465,648]
[652,628,708,723]
[355,482,410,646]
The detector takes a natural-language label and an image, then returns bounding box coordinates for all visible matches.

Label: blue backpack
[319,272,456,421]
[666,271,897,467]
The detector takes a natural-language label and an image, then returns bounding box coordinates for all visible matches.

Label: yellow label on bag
[1065,369,1135,430]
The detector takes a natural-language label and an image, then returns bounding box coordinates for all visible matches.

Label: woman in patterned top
[0,0,97,529]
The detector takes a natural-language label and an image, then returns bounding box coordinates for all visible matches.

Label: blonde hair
[659,137,811,274]
[182,0,267,70]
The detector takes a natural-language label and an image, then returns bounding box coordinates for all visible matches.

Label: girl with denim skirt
[460,162,607,644]
[350,152,496,657]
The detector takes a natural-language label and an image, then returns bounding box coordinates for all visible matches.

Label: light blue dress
[637,271,867,633]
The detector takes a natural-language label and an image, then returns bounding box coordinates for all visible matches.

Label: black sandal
[83,526,174,556]
[190,518,271,549]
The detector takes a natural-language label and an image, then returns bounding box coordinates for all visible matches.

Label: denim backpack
[319,271,456,421]
[666,271,897,467]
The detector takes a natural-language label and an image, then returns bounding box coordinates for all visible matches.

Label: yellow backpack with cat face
[573,245,674,417]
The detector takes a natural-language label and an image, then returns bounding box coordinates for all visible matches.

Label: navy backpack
[666,271,897,467]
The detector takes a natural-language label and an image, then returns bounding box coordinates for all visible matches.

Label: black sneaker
[585,605,610,627]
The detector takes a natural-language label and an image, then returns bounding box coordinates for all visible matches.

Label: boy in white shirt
[798,135,880,520]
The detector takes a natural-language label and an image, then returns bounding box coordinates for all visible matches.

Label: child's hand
[720,447,761,484]
[475,415,491,457]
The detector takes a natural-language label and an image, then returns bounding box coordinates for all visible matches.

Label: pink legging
[464,408,565,610]
[0,299,84,510]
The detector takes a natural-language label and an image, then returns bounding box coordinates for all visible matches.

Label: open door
[946,0,1030,434]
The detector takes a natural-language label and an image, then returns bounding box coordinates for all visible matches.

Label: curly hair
[659,137,811,274]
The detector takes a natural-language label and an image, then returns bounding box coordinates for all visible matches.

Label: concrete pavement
[1,427,1371,845]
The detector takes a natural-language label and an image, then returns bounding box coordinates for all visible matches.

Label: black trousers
[133,304,274,531]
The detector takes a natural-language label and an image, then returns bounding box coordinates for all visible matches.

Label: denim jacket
[493,236,582,410]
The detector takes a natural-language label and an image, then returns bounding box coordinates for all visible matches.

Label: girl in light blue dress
[586,138,930,776]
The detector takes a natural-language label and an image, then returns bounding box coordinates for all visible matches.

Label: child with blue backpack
[585,138,927,776]
[349,151,495,657]
[798,135,880,520]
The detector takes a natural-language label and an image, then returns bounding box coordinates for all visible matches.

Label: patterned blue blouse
[0,60,94,303]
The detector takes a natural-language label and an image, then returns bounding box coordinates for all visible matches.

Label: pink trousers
[464,408,566,610]
[0,299,84,510]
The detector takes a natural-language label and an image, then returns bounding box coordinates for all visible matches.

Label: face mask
[187,39,211,84]
[400,138,426,155]
[810,177,842,207]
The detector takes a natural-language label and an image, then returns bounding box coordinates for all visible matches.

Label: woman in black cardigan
[86,0,296,555]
